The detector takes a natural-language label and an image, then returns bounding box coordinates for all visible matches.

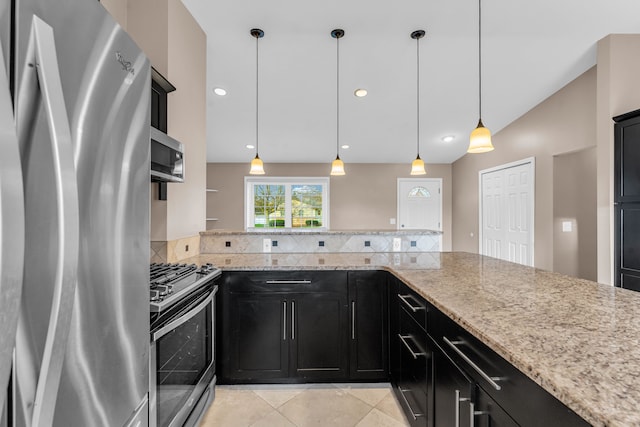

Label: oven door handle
[152,292,214,341]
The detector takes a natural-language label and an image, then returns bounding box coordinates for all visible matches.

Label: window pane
[254,184,285,228]
[291,184,323,228]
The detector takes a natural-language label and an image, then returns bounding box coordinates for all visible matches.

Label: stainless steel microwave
[150,127,184,183]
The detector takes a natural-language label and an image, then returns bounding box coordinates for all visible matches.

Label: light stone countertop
[182,251,640,427]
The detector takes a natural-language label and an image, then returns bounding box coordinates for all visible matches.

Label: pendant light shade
[410,30,427,175]
[411,156,426,175]
[250,154,264,174]
[330,29,346,176]
[468,119,493,153]
[249,28,266,174]
[467,0,494,154]
[331,156,345,176]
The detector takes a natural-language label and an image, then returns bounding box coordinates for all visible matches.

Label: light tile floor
[199,383,410,427]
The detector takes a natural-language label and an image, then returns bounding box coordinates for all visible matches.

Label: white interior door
[480,159,534,266]
[397,178,442,230]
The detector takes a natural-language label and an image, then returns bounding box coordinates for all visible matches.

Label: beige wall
[207,163,453,251]
[103,0,206,252]
[553,148,597,280]
[452,67,597,272]
[165,0,207,242]
[596,35,640,284]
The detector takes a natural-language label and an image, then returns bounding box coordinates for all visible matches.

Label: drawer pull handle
[398,334,427,359]
[283,301,287,341]
[455,389,471,427]
[351,301,356,340]
[469,402,488,427]
[398,294,425,312]
[266,280,311,284]
[443,337,502,391]
[399,388,424,420]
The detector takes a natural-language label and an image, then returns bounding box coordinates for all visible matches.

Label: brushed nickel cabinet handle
[398,334,427,359]
[291,301,295,340]
[443,337,502,391]
[398,294,425,312]
[398,388,424,420]
[455,389,471,427]
[351,301,356,340]
[283,301,287,341]
[266,280,311,284]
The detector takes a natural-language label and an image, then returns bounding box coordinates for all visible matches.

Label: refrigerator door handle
[15,16,80,427]
[0,40,26,416]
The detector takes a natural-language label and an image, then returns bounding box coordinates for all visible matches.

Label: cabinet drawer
[431,309,589,427]
[225,271,347,294]
[396,281,428,331]
[396,308,431,427]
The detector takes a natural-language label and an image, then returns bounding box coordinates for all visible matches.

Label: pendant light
[410,30,427,175]
[467,0,494,153]
[330,29,345,176]
[249,28,265,174]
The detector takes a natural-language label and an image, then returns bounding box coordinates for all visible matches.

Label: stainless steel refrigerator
[0,0,151,426]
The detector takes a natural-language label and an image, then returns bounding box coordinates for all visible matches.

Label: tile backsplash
[200,230,441,254]
[151,234,201,263]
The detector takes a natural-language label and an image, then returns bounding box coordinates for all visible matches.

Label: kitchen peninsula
[183,251,640,427]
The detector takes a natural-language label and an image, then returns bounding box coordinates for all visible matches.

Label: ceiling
[181,0,640,165]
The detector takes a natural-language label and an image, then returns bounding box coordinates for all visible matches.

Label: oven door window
[155,298,212,427]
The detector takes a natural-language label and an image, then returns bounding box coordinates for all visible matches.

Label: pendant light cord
[256,34,260,156]
[478,0,482,120]
[416,35,420,157]
[336,34,340,157]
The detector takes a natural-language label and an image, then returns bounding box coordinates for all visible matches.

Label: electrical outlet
[263,238,272,253]
[390,218,396,225]
[392,238,401,252]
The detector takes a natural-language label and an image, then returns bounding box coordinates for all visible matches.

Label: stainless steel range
[149,263,221,427]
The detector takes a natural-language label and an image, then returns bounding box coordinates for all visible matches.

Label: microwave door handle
[0,41,26,411]
[15,16,80,427]
[153,292,214,341]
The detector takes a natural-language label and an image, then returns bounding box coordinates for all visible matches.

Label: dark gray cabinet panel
[227,294,289,380]
[348,271,389,380]
[219,271,349,383]
[614,110,640,289]
[291,291,349,379]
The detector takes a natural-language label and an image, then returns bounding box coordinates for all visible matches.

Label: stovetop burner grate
[149,262,221,312]
[149,263,198,288]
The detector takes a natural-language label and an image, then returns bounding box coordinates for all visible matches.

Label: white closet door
[480,159,534,266]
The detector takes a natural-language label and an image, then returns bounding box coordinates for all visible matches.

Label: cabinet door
[226,293,289,381]
[433,345,473,427]
[348,271,389,380]
[290,291,349,380]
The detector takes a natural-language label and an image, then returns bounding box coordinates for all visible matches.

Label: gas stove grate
[149,263,198,288]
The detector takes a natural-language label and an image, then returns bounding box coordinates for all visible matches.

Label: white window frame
[244,176,330,231]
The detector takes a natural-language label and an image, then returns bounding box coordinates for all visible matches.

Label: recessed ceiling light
[341,144,350,149]
[213,87,227,96]
[442,135,455,143]
[354,89,368,97]
[246,144,255,149]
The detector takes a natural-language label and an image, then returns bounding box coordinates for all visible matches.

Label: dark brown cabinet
[614,109,640,291]
[219,271,348,383]
[391,280,433,427]
[347,271,388,380]
[433,348,473,427]
[290,290,349,379]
